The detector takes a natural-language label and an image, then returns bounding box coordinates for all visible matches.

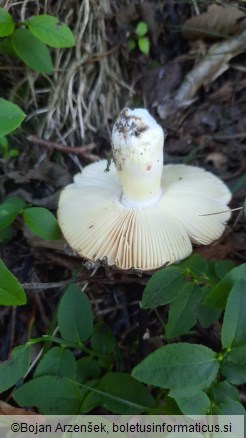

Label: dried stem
[28,135,100,161]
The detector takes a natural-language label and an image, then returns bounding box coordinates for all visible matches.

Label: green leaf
[127,38,136,51]
[7,148,19,158]
[27,15,75,48]
[244,198,246,217]
[171,391,210,415]
[0,258,26,305]
[0,99,25,136]
[204,262,246,308]
[57,284,93,344]
[165,284,201,338]
[0,7,15,37]
[98,372,155,414]
[0,135,8,148]
[91,322,116,355]
[0,345,29,392]
[226,346,246,364]
[178,253,208,278]
[34,347,76,379]
[22,207,61,240]
[220,360,246,385]
[13,376,81,414]
[212,380,241,404]
[0,225,14,242]
[79,379,101,413]
[213,400,245,415]
[76,357,100,383]
[11,28,53,74]
[221,280,246,348]
[215,260,235,279]
[0,196,26,229]
[135,21,148,37]
[138,37,150,55]
[197,285,222,328]
[211,381,245,414]
[197,303,221,328]
[132,343,219,390]
[141,266,185,309]
[0,35,17,56]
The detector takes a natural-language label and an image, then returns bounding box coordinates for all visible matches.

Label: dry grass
[2,0,133,145]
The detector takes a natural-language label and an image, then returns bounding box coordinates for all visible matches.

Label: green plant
[0,7,75,74]
[131,254,246,414]
[0,283,156,414]
[127,21,150,55]
[1,252,246,415]
[0,196,62,306]
[0,135,19,159]
[0,7,75,138]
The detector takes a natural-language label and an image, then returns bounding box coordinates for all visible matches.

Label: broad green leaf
[132,343,219,390]
[0,225,14,242]
[165,284,201,338]
[98,372,155,414]
[22,207,61,240]
[57,284,93,343]
[197,303,221,328]
[0,99,25,136]
[221,280,246,348]
[11,28,53,74]
[0,258,26,305]
[27,15,75,48]
[138,37,150,55]
[226,346,246,364]
[215,259,235,279]
[220,360,246,385]
[213,400,245,415]
[204,262,246,308]
[135,21,148,37]
[0,196,26,229]
[212,380,241,404]
[178,253,208,278]
[0,345,29,392]
[76,357,100,384]
[79,379,101,414]
[0,7,15,37]
[91,322,116,355]
[212,382,245,414]
[34,347,76,379]
[172,391,210,415]
[141,266,185,309]
[0,36,17,56]
[197,285,222,328]
[13,376,81,414]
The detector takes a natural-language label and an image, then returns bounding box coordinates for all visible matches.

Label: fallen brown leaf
[182,5,246,40]
[158,29,246,119]
[0,400,37,417]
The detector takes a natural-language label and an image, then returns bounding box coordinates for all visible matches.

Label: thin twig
[199,207,242,217]
[27,135,100,161]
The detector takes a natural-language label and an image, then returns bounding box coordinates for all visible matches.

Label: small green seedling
[127,21,150,55]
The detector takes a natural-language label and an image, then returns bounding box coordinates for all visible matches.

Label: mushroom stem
[112,108,164,208]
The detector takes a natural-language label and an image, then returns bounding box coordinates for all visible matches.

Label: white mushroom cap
[57,108,231,271]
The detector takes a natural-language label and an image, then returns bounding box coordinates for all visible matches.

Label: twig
[27,135,100,161]
[22,281,68,290]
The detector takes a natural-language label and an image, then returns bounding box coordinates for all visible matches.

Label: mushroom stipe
[57,108,231,271]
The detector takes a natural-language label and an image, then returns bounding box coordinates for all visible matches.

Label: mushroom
[57,108,231,271]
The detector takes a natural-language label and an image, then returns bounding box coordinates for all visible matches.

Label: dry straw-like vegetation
[2,0,132,145]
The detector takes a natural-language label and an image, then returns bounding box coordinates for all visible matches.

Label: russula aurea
[57,108,231,270]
